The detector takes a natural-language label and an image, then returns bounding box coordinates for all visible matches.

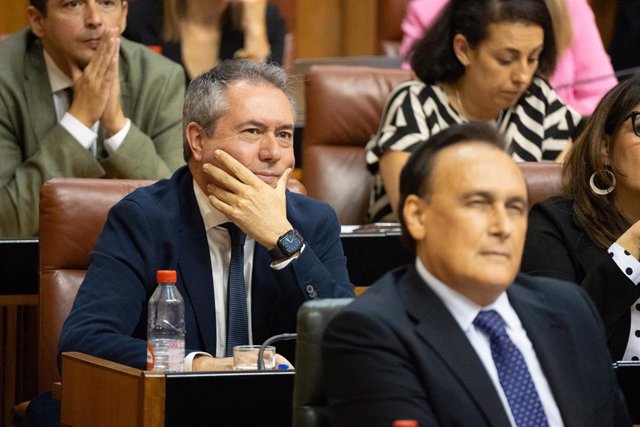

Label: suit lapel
[176,170,217,354]
[24,39,58,144]
[400,266,512,427]
[508,280,584,424]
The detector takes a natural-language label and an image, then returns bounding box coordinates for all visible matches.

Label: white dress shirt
[415,259,564,427]
[193,181,256,358]
[44,51,131,156]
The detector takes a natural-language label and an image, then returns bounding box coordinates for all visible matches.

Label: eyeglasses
[626,111,640,137]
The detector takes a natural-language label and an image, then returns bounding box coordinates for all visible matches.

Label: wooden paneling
[341,0,377,56]
[0,0,28,36]
[296,0,342,57]
[296,0,377,58]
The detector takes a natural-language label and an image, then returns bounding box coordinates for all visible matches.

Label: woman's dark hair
[410,0,556,85]
[563,74,640,248]
[398,123,506,254]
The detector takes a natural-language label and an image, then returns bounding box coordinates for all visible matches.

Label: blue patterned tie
[222,223,248,356]
[63,87,74,107]
[473,310,549,427]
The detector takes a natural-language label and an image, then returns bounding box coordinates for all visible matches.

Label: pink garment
[400,0,617,115]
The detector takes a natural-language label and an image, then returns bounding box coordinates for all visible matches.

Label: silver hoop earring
[589,170,616,195]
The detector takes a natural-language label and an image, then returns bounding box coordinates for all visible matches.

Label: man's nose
[85,1,103,27]
[489,206,513,239]
[258,134,282,162]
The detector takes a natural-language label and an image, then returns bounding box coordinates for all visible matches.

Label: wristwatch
[268,229,304,260]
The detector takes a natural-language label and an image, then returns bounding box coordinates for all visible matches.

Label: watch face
[279,230,303,255]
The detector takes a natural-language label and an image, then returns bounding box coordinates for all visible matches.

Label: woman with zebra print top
[366,0,581,223]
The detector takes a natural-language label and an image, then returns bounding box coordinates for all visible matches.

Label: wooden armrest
[61,352,165,426]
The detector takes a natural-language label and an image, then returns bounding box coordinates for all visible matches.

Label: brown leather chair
[292,298,353,427]
[378,0,410,56]
[303,65,412,225]
[37,178,155,396]
[518,162,563,208]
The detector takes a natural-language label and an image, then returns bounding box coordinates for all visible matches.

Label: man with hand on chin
[0,0,185,238]
[59,60,354,373]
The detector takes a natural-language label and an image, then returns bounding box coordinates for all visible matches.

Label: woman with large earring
[522,74,640,361]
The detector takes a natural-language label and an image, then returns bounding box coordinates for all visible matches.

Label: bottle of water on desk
[147,270,185,371]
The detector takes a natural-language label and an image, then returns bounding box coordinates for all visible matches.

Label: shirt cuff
[270,244,306,270]
[103,118,131,155]
[60,112,97,151]
[608,242,640,285]
[184,351,212,372]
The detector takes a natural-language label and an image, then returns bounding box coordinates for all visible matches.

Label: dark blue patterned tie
[63,87,74,107]
[473,310,549,427]
[222,223,248,356]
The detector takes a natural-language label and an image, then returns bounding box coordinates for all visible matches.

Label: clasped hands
[67,27,126,137]
[203,149,293,250]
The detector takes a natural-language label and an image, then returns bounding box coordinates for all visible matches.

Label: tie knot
[473,310,508,338]
[222,222,246,247]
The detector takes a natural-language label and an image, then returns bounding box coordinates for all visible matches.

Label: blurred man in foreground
[323,123,630,426]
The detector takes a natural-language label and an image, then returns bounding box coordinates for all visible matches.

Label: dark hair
[398,123,507,254]
[410,0,556,85]
[30,0,47,14]
[182,59,296,162]
[563,74,640,248]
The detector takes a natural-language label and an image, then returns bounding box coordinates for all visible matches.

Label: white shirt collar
[192,179,230,231]
[414,258,519,333]
[43,50,73,94]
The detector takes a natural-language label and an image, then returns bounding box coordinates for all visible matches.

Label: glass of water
[233,345,276,370]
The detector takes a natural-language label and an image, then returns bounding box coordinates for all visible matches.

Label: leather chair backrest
[518,162,563,208]
[303,65,412,224]
[378,0,410,56]
[38,178,154,393]
[293,298,353,427]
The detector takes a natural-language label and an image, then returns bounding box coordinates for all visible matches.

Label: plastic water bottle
[147,270,185,371]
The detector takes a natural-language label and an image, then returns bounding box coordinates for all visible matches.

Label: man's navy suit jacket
[323,264,631,427]
[59,166,354,368]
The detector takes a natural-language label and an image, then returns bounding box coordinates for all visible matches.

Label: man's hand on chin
[202,150,293,249]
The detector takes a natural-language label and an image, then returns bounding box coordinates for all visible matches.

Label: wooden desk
[61,353,294,426]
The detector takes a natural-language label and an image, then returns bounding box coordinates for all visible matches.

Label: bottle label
[147,338,185,371]
[146,342,155,370]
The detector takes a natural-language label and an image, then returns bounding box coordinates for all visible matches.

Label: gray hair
[182,60,296,161]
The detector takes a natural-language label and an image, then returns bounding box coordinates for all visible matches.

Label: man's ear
[452,33,472,66]
[185,122,206,162]
[27,6,46,38]
[403,194,429,242]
